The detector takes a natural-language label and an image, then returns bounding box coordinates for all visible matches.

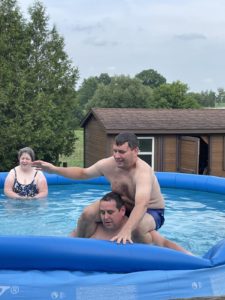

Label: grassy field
[216,103,225,108]
[59,129,84,167]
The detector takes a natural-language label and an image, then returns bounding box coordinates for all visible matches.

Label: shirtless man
[33,132,165,244]
[70,192,191,255]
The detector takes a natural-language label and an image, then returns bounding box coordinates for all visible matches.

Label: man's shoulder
[97,156,115,168]
[91,224,109,239]
[137,158,153,171]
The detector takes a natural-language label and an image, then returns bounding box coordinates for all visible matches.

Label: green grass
[215,102,225,108]
[59,129,84,167]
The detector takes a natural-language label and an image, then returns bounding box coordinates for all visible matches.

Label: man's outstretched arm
[32,160,103,180]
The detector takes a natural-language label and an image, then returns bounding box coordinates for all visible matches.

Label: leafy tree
[184,92,204,108]
[97,73,111,85]
[76,73,112,121]
[135,69,166,88]
[193,90,216,107]
[76,76,98,113]
[216,88,225,105]
[152,81,200,108]
[86,75,154,109]
[0,0,79,171]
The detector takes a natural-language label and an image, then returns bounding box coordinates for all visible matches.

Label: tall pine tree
[0,0,79,170]
[0,0,29,168]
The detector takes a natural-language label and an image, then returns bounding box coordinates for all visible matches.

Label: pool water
[0,184,225,256]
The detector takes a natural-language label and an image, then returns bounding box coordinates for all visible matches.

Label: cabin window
[137,137,155,169]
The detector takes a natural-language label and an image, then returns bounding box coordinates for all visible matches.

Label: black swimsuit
[13,168,39,197]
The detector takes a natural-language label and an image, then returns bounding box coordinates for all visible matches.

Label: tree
[76,76,99,119]
[216,88,225,105]
[97,73,111,85]
[135,69,166,88]
[152,81,200,108]
[76,73,112,118]
[193,90,216,107]
[0,0,79,171]
[0,0,29,169]
[86,75,154,109]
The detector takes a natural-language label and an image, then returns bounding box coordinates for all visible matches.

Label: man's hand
[110,228,133,244]
[32,160,56,173]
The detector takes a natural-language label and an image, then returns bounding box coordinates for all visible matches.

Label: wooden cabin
[80,108,225,177]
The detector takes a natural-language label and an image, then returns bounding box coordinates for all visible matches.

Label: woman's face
[19,152,32,168]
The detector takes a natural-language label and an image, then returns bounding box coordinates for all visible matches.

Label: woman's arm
[35,172,48,199]
[4,170,25,199]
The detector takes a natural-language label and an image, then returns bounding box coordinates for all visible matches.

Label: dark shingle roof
[81,108,225,134]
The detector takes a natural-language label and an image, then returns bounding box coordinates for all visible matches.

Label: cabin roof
[81,108,225,134]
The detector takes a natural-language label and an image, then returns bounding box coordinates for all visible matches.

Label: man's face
[113,142,138,169]
[99,199,125,231]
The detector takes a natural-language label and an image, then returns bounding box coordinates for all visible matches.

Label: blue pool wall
[1,171,225,194]
[1,171,225,299]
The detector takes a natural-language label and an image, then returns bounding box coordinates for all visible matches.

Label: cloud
[83,37,118,47]
[70,23,103,34]
[175,33,207,41]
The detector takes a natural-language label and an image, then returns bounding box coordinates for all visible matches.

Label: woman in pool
[4,147,48,199]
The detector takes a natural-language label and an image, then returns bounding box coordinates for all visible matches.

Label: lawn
[59,129,83,167]
[215,102,225,108]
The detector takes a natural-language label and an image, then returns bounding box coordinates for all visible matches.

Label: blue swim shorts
[147,208,165,230]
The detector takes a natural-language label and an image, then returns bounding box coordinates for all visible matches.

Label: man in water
[70,192,192,255]
[33,132,164,244]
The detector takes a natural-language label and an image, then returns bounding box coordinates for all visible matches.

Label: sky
[17,0,225,92]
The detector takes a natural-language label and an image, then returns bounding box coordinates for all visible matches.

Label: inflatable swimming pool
[0,172,225,299]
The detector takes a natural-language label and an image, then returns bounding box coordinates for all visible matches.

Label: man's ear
[121,205,126,216]
[133,147,139,154]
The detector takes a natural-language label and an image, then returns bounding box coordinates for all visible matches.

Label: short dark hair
[101,192,125,210]
[115,132,139,150]
[18,147,35,161]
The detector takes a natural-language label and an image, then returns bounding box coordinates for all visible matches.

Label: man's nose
[104,212,109,219]
[114,151,120,158]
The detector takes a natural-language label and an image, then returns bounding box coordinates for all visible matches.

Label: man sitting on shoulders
[33,132,165,244]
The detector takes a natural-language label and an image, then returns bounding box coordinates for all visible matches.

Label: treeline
[1,0,225,171]
[76,71,225,122]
